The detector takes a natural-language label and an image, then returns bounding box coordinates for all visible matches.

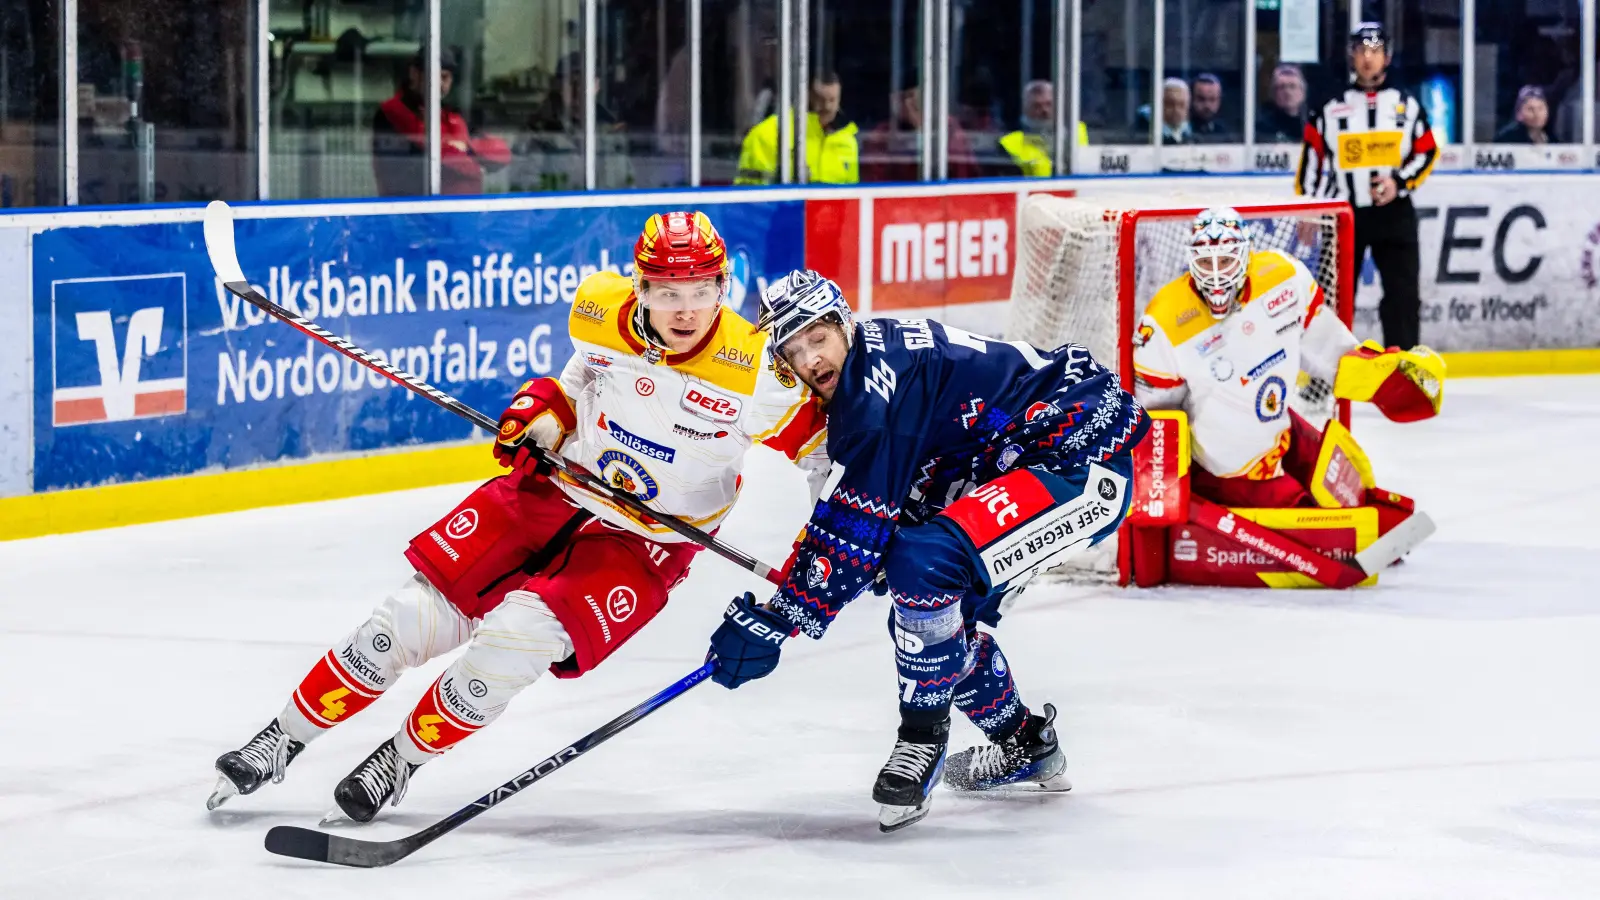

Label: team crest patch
[1255,375,1288,422]
[596,449,660,501]
[1023,401,1060,423]
[808,556,833,588]
[771,362,798,389]
[1133,322,1154,347]
[998,444,1023,471]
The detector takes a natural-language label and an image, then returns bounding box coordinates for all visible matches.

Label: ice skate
[944,703,1071,793]
[871,724,949,833]
[324,737,416,825]
[207,719,305,810]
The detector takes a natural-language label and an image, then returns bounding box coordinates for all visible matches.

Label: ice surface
[2,375,1598,899]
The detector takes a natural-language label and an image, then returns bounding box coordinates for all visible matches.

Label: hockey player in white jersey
[208,211,828,822]
[1132,207,1443,510]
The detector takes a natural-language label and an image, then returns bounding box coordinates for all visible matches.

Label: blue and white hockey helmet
[755,269,854,365]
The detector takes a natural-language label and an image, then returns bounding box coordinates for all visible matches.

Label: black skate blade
[265,825,416,868]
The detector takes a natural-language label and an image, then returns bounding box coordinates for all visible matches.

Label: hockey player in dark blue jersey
[706,270,1150,831]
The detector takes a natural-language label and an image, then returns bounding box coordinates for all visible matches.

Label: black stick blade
[264,826,332,862]
[265,825,419,868]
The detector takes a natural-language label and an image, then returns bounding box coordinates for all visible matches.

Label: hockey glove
[708,592,793,689]
[494,379,577,475]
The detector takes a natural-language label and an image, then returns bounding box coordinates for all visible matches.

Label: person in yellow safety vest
[997,80,1089,177]
[736,71,860,185]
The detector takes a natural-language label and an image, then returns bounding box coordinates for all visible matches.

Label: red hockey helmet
[633,211,730,310]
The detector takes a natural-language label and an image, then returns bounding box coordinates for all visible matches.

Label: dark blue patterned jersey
[770,317,1149,638]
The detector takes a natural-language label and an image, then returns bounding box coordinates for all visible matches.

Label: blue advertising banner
[31,199,804,492]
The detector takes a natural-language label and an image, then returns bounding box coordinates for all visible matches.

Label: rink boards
[2,173,1599,538]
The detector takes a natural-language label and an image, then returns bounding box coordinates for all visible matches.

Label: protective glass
[637,277,725,311]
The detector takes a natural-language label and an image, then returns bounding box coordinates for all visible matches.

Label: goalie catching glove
[1334,341,1445,422]
[493,378,577,475]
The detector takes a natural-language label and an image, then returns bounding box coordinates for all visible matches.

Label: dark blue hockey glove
[708,592,793,689]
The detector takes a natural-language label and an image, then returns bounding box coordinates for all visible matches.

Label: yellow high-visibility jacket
[735,112,860,185]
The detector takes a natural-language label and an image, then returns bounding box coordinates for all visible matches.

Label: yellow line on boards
[0,441,501,542]
[1441,348,1600,378]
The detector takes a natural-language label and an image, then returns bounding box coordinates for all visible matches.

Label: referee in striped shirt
[1297,22,1439,350]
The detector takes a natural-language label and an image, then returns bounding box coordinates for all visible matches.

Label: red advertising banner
[804,188,1076,315]
[869,192,1017,310]
[804,197,860,297]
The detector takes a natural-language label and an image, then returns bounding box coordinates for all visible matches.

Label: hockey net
[1005,194,1355,584]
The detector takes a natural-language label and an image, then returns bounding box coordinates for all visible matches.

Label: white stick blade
[1355,510,1437,573]
[202,200,248,286]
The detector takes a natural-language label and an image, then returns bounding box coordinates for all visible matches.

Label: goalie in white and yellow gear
[1131,206,1443,511]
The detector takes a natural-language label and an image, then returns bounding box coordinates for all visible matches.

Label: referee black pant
[1351,198,1422,350]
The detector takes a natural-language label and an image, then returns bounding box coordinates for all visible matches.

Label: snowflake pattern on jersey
[954,632,1026,737]
[773,490,899,638]
[768,321,1148,643]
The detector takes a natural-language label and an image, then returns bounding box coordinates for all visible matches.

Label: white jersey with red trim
[551,272,829,541]
[1131,249,1359,479]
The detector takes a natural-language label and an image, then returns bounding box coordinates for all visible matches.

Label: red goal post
[1004,194,1357,583]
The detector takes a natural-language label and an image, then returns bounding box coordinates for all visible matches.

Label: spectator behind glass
[1256,63,1307,143]
[735,72,860,185]
[997,80,1055,177]
[1134,78,1193,145]
[1495,86,1551,145]
[372,50,511,196]
[858,79,980,182]
[1190,73,1234,143]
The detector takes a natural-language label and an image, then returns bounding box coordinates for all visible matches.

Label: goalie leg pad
[279,573,473,744]
[1307,419,1376,509]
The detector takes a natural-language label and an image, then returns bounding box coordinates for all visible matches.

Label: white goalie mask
[1188,207,1251,314]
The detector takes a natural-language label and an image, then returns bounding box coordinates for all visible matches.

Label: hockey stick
[202,201,782,585]
[1188,497,1434,588]
[264,661,715,867]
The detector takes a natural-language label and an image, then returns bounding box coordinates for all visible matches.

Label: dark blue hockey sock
[953,631,1028,741]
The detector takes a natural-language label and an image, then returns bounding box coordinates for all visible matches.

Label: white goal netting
[1006,193,1351,583]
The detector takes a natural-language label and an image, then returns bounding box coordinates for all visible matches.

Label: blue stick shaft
[264,662,716,867]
